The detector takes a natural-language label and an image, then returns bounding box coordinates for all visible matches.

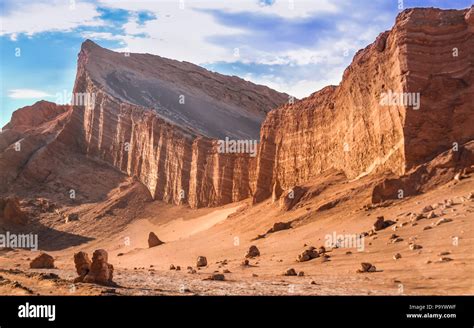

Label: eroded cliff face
[3,8,471,209]
[253,7,474,202]
[0,101,71,193]
[63,41,278,208]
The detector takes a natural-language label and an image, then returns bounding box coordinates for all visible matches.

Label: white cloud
[8,89,53,99]
[80,31,124,41]
[0,0,103,37]
[98,0,344,64]
[247,67,344,99]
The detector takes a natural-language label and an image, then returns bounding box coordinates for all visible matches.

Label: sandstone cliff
[2,7,472,210]
[62,40,286,207]
[253,7,474,203]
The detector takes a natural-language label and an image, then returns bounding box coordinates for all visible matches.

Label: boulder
[196,256,208,267]
[30,253,55,269]
[148,232,164,248]
[245,245,260,258]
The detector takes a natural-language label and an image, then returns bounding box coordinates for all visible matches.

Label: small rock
[421,205,433,213]
[439,257,453,262]
[169,264,176,270]
[373,216,395,231]
[298,271,305,277]
[283,268,297,276]
[176,266,181,271]
[427,211,437,219]
[438,251,450,256]
[393,253,402,260]
[67,213,79,221]
[208,273,225,281]
[245,245,260,258]
[357,262,376,273]
[409,244,422,250]
[241,259,250,266]
[434,218,453,226]
[196,256,208,267]
[268,221,292,233]
[423,226,433,231]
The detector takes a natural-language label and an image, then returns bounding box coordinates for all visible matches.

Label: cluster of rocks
[283,268,304,277]
[296,246,328,262]
[357,262,377,273]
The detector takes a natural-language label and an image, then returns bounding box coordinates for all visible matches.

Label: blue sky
[0,0,471,127]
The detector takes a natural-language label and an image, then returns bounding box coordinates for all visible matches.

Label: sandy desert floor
[0,172,473,296]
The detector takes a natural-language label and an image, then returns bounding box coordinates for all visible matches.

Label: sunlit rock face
[67,40,288,207]
[253,7,474,203]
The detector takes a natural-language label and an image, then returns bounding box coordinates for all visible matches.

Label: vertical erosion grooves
[62,75,256,208]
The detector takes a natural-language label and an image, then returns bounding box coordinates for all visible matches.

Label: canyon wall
[253,7,474,202]
[4,8,471,209]
[61,41,273,208]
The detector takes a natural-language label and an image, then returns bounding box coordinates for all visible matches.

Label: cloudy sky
[0,0,471,126]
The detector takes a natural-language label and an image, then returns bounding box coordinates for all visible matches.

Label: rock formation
[253,7,474,203]
[62,40,288,208]
[73,251,92,282]
[83,249,114,285]
[1,7,472,211]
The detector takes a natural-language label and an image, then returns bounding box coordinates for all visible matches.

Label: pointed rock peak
[81,39,103,52]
